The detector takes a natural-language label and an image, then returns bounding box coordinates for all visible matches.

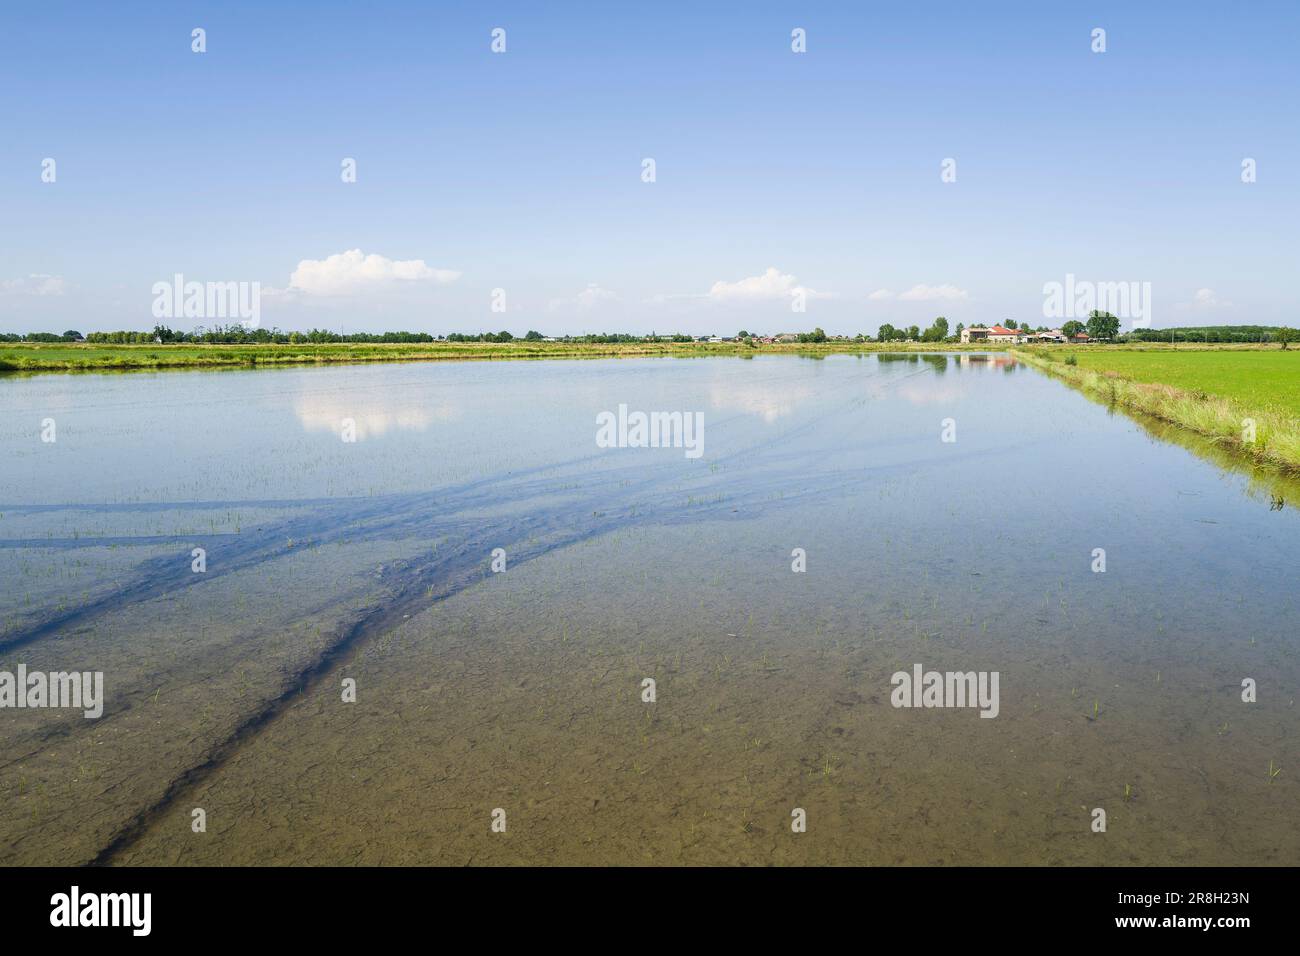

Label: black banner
[0,866,1280,941]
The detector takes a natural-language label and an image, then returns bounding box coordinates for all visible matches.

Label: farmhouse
[985,325,1025,344]
[962,324,1085,345]
[962,324,1028,344]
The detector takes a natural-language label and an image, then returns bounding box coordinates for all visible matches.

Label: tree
[907,325,920,341]
[524,330,543,340]
[1085,310,1120,341]
[1276,327,1297,349]
[876,323,897,342]
[1062,320,1084,338]
[921,316,949,342]
[61,330,83,341]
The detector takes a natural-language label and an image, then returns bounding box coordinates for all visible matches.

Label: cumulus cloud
[868,289,894,301]
[548,283,619,312]
[1177,288,1236,311]
[287,249,460,295]
[2,274,68,296]
[894,284,969,302]
[706,267,829,302]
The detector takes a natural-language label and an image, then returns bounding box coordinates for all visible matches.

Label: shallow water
[1,353,1296,865]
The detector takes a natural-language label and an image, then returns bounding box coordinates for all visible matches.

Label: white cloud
[868,289,894,300]
[548,283,619,312]
[704,267,829,302]
[1177,288,1236,311]
[896,283,969,302]
[287,249,460,295]
[2,274,68,296]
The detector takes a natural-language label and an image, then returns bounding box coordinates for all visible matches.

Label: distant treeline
[5,326,704,345]
[1124,325,1289,343]
[7,327,530,345]
[3,322,1295,346]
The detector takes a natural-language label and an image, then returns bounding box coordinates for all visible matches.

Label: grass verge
[1012,347,1300,474]
[0,340,999,373]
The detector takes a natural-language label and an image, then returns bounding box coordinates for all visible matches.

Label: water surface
[1,353,1296,864]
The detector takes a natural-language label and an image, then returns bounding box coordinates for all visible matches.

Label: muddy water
[1,353,1296,865]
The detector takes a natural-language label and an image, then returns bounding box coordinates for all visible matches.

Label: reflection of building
[958,354,1019,370]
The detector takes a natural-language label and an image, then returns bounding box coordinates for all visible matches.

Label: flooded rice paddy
[1,352,1296,865]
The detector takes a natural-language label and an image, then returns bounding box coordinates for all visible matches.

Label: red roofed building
[961,324,1033,344]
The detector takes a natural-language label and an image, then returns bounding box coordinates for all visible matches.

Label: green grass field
[0,339,998,372]
[1061,348,1300,418]
[0,340,674,370]
[0,341,713,371]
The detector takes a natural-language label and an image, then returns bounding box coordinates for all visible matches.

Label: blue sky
[1,1,1296,336]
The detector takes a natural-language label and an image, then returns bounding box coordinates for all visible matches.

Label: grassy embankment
[1013,345,1300,473]
[0,339,993,373]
